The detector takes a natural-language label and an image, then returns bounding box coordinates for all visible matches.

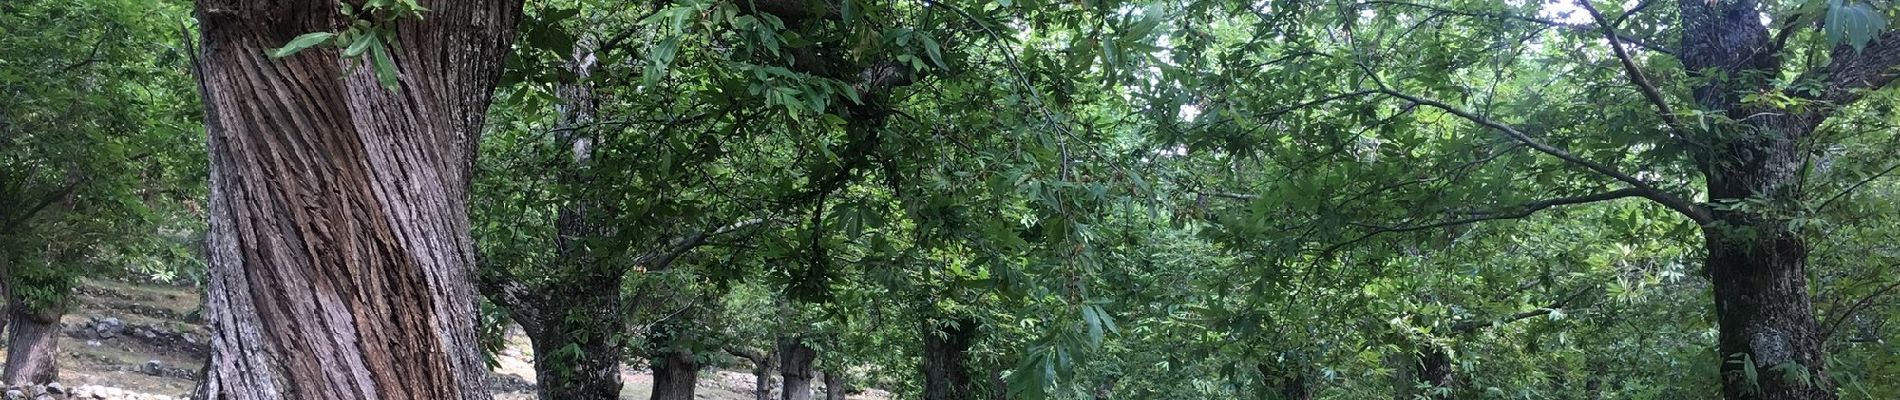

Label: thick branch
[1375,89,1713,224]
[1808,30,1900,111]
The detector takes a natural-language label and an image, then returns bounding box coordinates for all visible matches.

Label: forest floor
[1,279,889,400]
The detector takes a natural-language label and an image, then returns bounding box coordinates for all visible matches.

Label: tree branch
[1374,88,1713,224]
[1821,279,1900,340]
[1320,188,1649,256]
[1451,285,1594,334]
[1808,30,1900,112]
[1363,0,1673,55]
[1577,0,1698,148]
[634,218,776,272]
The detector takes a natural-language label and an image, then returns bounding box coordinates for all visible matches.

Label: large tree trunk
[1678,2,1834,399]
[651,348,699,400]
[1,300,59,384]
[191,0,521,398]
[921,318,977,400]
[779,337,816,400]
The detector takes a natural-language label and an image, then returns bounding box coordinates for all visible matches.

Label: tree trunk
[1678,2,1835,399]
[651,348,698,400]
[1,299,59,384]
[1414,346,1454,400]
[515,277,627,400]
[1256,363,1309,400]
[823,370,846,400]
[779,337,816,400]
[0,254,10,342]
[989,370,1007,400]
[921,318,977,400]
[191,0,521,398]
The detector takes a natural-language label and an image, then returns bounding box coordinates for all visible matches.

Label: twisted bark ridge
[191,0,521,399]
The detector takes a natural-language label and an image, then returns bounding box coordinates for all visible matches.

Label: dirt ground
[10,279,889,400]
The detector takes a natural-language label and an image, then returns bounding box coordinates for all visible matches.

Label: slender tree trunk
[191,0,520,398]
[922,318,977,400]
[989,370,1007,400]
[823,370,846,400]
[754,355,775,400]
[779,337,816,400]
[651,347,698,400]
[2,299,60,384]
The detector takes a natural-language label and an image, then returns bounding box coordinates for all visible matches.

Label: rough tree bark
[650,347,699,400]
[779,336,817,400]
[190,0,521,398]
[921,318,978,400]
[1,300,60,384]
[1676,1,1900,398]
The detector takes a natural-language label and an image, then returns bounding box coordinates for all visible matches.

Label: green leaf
[270,32,335,58]
[921,35,947,70]
[367,38,400,91]
[1826,0,1887,52]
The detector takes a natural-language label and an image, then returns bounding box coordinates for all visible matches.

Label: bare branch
[1374,89,1713,224]
[1821,280,1900,340]
[1816,161,1900,213]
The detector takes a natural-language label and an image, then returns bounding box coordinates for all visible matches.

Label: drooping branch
[1374,89,1713,225]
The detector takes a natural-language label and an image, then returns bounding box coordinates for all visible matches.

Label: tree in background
[0,0,202,385]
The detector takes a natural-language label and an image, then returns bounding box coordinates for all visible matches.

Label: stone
[42,383,61,395]
[4,389,23,400]
[141,360,164,376]
[93,317,124,339]
[84,340,100,347]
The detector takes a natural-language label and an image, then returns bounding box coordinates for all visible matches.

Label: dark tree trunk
[823,370,846,400]
[191,0,521,398]
[779,337,817,400]
[989,370,1007,400]
[1414,346,1454,400]
[729,347,776,400]
[1256,363,1309,400]
[1,300,59,384]
[651,348,699,400]
[0,254,10,342]
[922,318,978,400]
[511,277,626,400]
[1678,2,1839,399]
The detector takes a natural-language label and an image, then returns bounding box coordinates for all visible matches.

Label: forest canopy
[0,0,1897,399]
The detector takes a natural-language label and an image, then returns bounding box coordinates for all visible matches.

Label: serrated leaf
[270,32,335,58]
